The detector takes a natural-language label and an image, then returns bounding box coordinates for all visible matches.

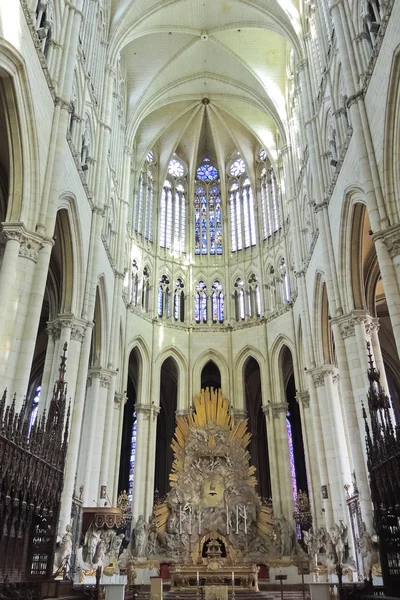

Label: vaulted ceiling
[108,0,303,180]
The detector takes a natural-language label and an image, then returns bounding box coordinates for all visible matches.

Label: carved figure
[360,523,380,579]
[127,557,137,585]
[111,533,125,558]
[54,524,72,569]
[134,515,148,558]
[276,516,296,556]
[118,548,129,570]
[93,534,106,566]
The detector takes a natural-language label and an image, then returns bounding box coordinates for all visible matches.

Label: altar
[171,564,259,590]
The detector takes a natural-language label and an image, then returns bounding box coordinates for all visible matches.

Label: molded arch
[383,44,400,225]
[235,346,268,410]
[269,335,295,404]
[57,195,85,314]
[154,345,188,410]
[337,187,367,313]
[192,349,229,398]
[126,336,152,401]
[0,40,40,228]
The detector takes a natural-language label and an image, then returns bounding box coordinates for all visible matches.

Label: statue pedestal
[309,582,331,600]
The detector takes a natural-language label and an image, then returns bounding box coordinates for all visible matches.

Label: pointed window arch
[229,158,256,251]
[211,281,224,323]
[194,159,222,255]
[234,278,245,321]
[158,274,171,318]
[134,155,154,241]
[195,281,208,323]
[174,278,185,322]
[160,157,186,253]
[259,153,281,239]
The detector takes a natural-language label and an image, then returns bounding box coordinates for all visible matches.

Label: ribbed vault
[109,0,302,177]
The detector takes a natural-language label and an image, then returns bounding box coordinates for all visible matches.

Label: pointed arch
[192,350,229,397]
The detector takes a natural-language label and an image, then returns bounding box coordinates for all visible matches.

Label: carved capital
[114,392,126,408]
[333,309,373,339]
[373,223,400,258]
[266,402,288,419]
[136,403,160,421]
[311,370,326,387]
[19,234,42,262]
[70,319,88,341]
[296,391,310,408]
[310,365,340,387]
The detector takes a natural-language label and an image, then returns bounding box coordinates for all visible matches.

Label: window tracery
[195,281,208,323]
[142,266,150,312]
[160,158,186,253]
[130,260,139,306]
[174,278,185,322]
[134,155,154,241]
[211,281,224,324]
[229,158,256,252]
[234,278,246,321]
[280,258,291,304]
[194,159,222,255]
[158,274,171,318]
[259,151,281,239]
[247,273,262,318]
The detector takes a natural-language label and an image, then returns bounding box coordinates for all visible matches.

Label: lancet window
[195,281,208,323]
[141,266,150,312]
[159,158,186,253]
[259,152,281,239]
[174,278,185,322]
[158,274,171,318]
[134,154,154,241]
[194,160,222,255]
[234,278,246,321]
[128,411,137,504]
[247,274,262,318]
[130,260,139,306]
[286,415,298,502]
[280,258,291,304]
[211,281,224,324]
[229,158,256,252]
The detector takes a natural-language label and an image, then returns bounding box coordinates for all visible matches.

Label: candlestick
[226,504,230,535]
[198,509,202,536]
[179,504,182,534]
[236,505,239,534]
[243,504,247,534]
[189,505,192,535]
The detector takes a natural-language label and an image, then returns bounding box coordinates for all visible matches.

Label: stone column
[310,367,352,526]
[271,402,295,520]
[296,391,324,528]
[132,404,153,523]
[309,371,334,527]
[38,322,56,414]
[145,403,160,518]
[110,392,127,504]
[262,405,281,513]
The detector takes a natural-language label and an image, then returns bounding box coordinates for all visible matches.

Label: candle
[198,510,202,536]
[243,505,247,534]
[226,504,230,535]
[179,505,182,534]
[231,571,234,583]
[197,571,199,584]
[189,505,192,535]
[236,505,239,534]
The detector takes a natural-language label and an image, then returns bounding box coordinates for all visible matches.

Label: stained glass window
[174,278,185,322]
[197,163,218,181]
[212,281,224,323]
[194,160,222,255]
[230,158,246,177]
[159,166,186,253]
[286,415,298,503]
[134,156,154,241]
[168,158,184,178]
[29,386,41,436]
[195,281,207,323]
[229,161,256,252]
[128,411,137,504]
[260,163,281,239]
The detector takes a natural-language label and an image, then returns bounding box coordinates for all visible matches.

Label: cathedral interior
[0,0,400,595]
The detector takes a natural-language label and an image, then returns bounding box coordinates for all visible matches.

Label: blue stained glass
[128,411,137,504]
[286,416,298,503]
[197,164,218,181]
